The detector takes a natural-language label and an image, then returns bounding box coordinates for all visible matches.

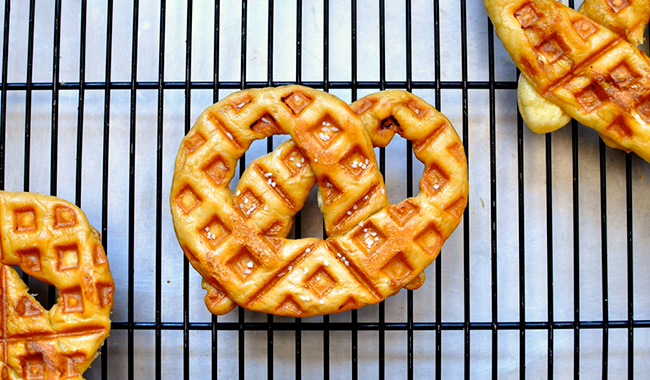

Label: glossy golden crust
[0,191,113,380]
[578,0,650,46]
[486,0,650,162]
[170,86,468,317]
[516,0,650,134]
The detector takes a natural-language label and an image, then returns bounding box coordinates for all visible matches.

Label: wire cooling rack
[1,0,649,378]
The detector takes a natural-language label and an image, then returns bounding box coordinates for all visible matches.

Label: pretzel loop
[0,191,113,379]
[171,86,468,317]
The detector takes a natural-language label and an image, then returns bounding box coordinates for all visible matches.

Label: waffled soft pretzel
[170,86,468,317]
[0,191,113,379]
[485,0,650,162]
[516,0,650,134]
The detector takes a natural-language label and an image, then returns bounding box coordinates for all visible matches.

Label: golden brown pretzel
[485,0,650,162]
[516,0,650,134]
[0,191,113,379]
[170,86,468,317]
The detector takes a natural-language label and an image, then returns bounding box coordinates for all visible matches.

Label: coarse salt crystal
[324,260,329,266]
[331,127,339,132]
[277,272,285,277]
[319,132,330,141]
[303,268,309,274]
[347,211,352,215]
[314,158,318,162]
[247,261,254,268]
[264,172,272,177]
[353,205,358,210]
[237,102,246,109]
[244,268,252,274]
[244,197,249,204]
[306,248,311,253]
[264,205,268,211]
[235,190,241,196]
[319,300,325,305]
[322,121,331,126]
[205,227,210,232]
[226,132,234,140]
[296,163,302,167]
[316,276,321,281]
[433,184,440,190]
[294,94,300,101]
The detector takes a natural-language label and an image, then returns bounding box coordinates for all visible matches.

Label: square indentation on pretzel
[387,199,419,227]
[250,113,282,136]
[202,154,231,188]
[636,97,650,123]
[352,221,387,257]
[606,0,630,13]
[276,295,304,317]
[96,282,114,308]
[610,61,640,90]
[200,215,230,249]
[93,244,108,266]
[514,3,542,28]
[575,83,609,113]
[56,244,80,271]
[226,246,260,282]
[309,115,342,149]
[414,223,443,255]
[280,147,308,177]
[175,186,201,215]
[282,91,313,115]
[381,252,413,285]
[14,208,37,232]
[420,163,449,195]
[61,288,84,313]
[606,117,634,140]
[573,18,598,41]
[229,93,252,112]
[182,131,206,154]
[54,205,77,229]
[340,147,371,180]
[22,355,45,380]
[19,248,42,273]
[536,34,570,65]
[16,296,43,317]
[237,189,263,217]
[318,176,343,206]
[306,266,337,298]
[406,99,428,118]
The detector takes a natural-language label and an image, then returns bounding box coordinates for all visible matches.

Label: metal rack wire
[0,0,649,378]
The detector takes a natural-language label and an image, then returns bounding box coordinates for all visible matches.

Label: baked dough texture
[516,0,650,134]
[485,0,650,162]
[0,191,113,379]
[170,86,468,317]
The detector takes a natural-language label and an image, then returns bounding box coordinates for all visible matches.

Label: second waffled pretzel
[171,86,468,317]
[485,0,650,162]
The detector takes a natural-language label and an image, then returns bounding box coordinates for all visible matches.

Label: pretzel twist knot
[0,191,113,379]
[171,86,468,317]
